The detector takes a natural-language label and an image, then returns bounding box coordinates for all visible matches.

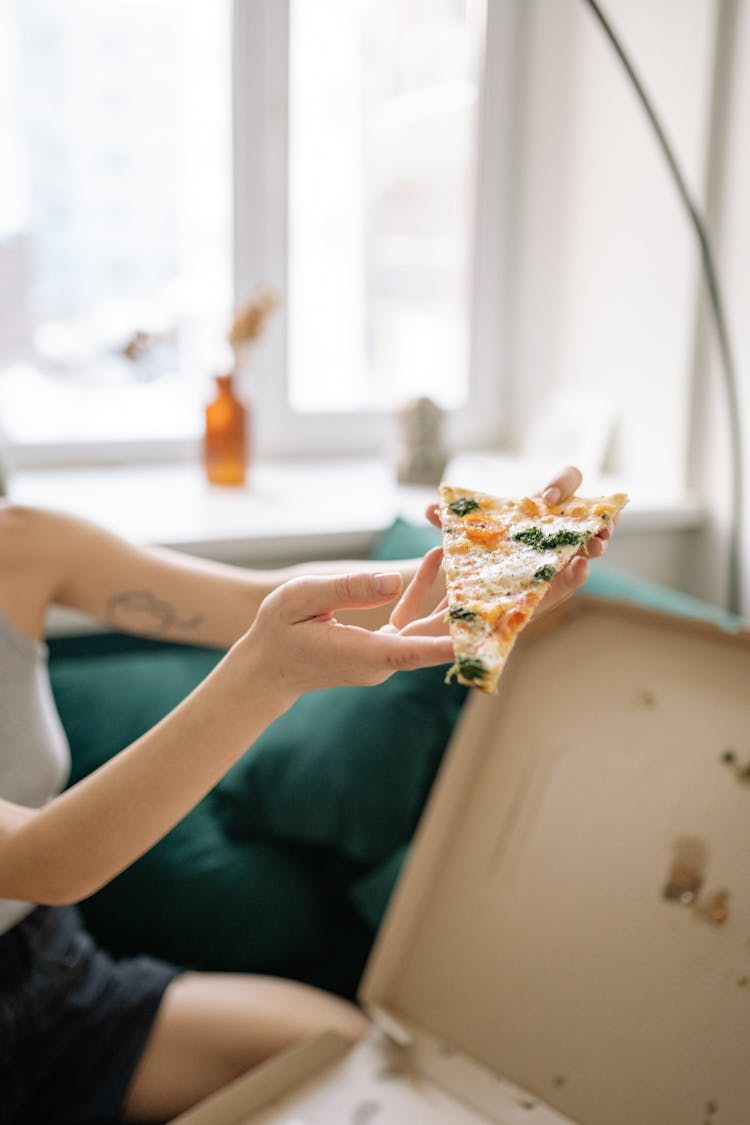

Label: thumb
[279,571,403,623]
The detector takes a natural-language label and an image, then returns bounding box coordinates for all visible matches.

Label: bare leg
[122,971,369,1122]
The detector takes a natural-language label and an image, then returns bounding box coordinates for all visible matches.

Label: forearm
[85,544,277,650]
[0,644,291,906]
[46,518,419,644]
[133,555,423,644]
[126,554,423,644]
[6,503,431,647]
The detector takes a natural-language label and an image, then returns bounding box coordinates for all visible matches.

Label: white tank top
[0,608,70,934]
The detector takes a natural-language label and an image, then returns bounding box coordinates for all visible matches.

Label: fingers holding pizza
[243,466,624,705]
[241,562,454,704]
[426,465,585,527]
[428,467,628,693]
[426,463,617,585]
[385,545,447,634]
[539,463,583,506]
[534,465,619,615]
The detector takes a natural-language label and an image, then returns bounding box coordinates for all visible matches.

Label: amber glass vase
[203,373,248,485]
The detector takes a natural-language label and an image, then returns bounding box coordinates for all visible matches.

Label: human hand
[378,545,448,635]
[236,549,453,705]
[424,465,617,619]
[533,465,616,616]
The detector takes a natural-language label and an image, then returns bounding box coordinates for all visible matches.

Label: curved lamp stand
[582,0,744,615]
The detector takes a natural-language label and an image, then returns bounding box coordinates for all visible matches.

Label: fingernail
[374,572,401,595]
[543,487,560,505]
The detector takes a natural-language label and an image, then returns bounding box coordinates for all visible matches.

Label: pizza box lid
[358,595,750,1124]
[172,596,750,1124]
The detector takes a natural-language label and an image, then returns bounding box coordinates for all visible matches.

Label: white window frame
[231,0,515,461]
[2,0,515,469]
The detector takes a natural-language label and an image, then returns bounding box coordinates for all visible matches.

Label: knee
[320,998,370,1043]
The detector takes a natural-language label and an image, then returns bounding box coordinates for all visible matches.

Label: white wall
[499,0,748,611]
[693,0,750,616]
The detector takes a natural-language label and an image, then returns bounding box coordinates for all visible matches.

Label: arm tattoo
[105,589,204,636]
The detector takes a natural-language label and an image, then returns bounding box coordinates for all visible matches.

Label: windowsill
[5,455,707,636]
[6,458,442,566]
[6,455,705,559]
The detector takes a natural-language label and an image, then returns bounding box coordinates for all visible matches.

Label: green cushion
[74,800,331,974]
[51,640,222,783]
[369,515,440,560]
[583,565,741,631]
[49,642,331,976]
[348,843,411,932]
[215,666,466,865]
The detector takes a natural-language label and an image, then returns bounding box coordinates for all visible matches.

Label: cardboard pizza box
[171,597,750,1125]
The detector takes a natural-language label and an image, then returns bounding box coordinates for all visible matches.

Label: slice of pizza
[439,484,628,693]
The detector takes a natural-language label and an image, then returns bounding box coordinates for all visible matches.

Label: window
[287,0,485,414]
[232,0,495,461]
[1,0,490,464]
[0,0,231,459]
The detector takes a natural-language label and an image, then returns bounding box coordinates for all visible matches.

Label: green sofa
[49,520,737,999]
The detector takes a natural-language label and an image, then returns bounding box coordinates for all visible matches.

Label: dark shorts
[0,904,181,1125]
